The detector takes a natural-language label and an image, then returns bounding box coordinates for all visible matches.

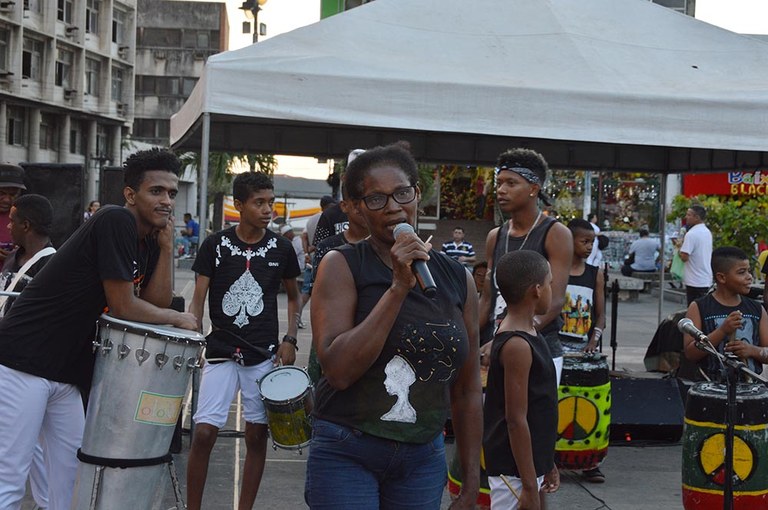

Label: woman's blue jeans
[305,418,447,509]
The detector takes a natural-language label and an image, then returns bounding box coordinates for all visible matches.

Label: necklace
[505,210,543,253]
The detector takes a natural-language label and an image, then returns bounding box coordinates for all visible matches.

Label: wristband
[282,334,298,350]
[593,327,603,338]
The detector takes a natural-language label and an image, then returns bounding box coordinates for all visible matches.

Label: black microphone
[393,223,437,298]
[677,318,709,345]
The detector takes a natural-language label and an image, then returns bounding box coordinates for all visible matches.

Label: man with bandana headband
[478,148,572,384]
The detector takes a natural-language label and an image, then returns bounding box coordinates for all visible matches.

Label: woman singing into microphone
[306,142,482,509]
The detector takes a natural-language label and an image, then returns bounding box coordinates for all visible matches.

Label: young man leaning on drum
[0,149,197,510]
[186,171,301,510]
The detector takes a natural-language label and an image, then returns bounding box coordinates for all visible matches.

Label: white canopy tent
[170,0,768,321]
[171,0,768,168]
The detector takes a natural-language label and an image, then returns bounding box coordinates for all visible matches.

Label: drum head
[259,366,310,401]
[100,314,205,344]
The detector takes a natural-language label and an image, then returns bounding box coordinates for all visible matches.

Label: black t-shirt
[0,206,158,389]
[311,231,349,286]
[312,204,348,247]
[193,227,300,364]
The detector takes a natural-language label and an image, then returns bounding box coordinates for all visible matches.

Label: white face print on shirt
[380,355,417,424]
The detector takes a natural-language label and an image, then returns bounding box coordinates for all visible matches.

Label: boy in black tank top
[683,246,768,381]
[483,251,559,509]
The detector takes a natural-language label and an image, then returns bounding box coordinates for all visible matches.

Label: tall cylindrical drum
[682,382,768,510]
[555,353,611,470]
[71,315,204,510]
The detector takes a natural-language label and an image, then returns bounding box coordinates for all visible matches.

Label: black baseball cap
[0,164,26,190]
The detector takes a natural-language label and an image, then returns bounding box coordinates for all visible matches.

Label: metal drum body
[555,353,611,470]
[71,314,204,510]
[258,366,314,452]
[682,382,768,510]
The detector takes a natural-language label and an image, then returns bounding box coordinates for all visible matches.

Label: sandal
[583,467,605,483]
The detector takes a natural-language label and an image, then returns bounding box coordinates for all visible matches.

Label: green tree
[667,194,768,263]
[178,151,278,202]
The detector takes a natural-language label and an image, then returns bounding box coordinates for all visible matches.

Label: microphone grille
[393,222,415,238]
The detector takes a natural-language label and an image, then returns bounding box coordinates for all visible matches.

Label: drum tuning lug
[187,357,200,370]
[92,340,101,353]
[156,353,169,369]
[101,339,113,356]
[135,349,150,365]
[118,344,130,360]
[173,355,184,371]
[272,443,278,451]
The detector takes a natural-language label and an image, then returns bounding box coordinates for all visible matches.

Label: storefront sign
[683,171,768,197]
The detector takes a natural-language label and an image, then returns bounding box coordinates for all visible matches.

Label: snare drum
[555,353,611,470]
[259,366,314,453]
[71,314,204,510]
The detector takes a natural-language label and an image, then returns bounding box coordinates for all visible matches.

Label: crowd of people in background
[0,140,762,510]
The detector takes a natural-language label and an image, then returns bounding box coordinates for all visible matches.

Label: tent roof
[170,0,768,172]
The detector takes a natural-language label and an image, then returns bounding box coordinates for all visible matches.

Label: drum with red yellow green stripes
[682,382,768,509]
[447,447,490,510]
[555,353,611,470]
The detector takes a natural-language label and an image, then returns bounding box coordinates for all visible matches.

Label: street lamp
[239,0,268,43]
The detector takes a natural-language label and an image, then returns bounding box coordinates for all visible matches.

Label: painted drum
[259,365,314,452]
[555,353,611,470]
[72,314,205,510]
[682,382,768,510]
[447,447,490,510]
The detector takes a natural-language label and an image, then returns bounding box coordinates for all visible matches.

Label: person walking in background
[0,164,26,261]
[586,212,602,267]
[680,205,713,304]
[83,200,100,221]
[186,171,301,510]
[307,142,482,509]
[299,195,336,325]
[306,182,369,384]
[281,224,307,327]
[479,148,572,384]
[620,228,660,276]
[442,226,476,267]
[483,250,560,510]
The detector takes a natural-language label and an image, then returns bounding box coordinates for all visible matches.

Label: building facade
[133,0,227,146]
[0,0,137,201]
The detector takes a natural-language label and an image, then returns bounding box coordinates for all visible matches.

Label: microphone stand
[693,337,768,510]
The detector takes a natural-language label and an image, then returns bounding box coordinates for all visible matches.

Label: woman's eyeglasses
[361,186,416,211]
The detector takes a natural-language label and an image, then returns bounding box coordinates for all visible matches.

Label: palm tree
[178,151,278,202]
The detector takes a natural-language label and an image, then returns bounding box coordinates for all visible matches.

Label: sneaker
[297,319,306,329]
[583,467,605,483]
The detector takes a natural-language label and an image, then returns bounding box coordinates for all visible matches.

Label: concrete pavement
[24,267,690,509]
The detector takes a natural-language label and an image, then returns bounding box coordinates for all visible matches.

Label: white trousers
[488,474,544,510]
[0,364,84,510]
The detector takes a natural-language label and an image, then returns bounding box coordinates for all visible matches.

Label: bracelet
[761,346,768,364]
[593,328,603,338]
[282,334,298,350]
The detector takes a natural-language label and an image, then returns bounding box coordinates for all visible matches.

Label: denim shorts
[305,419,447,509]
[301,266,313,294]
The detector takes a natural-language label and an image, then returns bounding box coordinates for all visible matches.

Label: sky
[189,0,768,179]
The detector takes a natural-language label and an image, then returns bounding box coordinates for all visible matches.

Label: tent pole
[658,173,667,324]
[199,113,211,244]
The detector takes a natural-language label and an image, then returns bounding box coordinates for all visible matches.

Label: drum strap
[77,448,172,469]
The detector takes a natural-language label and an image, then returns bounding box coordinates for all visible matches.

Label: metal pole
[658,173,667,324]
[610,279,619,371]
[198,113,211,245]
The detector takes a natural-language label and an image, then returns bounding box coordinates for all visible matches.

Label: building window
[86,0,100,34]
[182,77,198,96]
[112,9,125,44]
[22,37,44,80]
[138,28,181,48]
[96,124,109,157]
[57,0,73,23]
[85,57,100,96]
[0,27,10,72]
[40,114,59,151]
[136,75,154,95]
[111,66,123,101]
[70,121,85,155]
[156,76,179,96]
[55,47,73,88]
[23,0,42,13]
[7,106,25,146]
